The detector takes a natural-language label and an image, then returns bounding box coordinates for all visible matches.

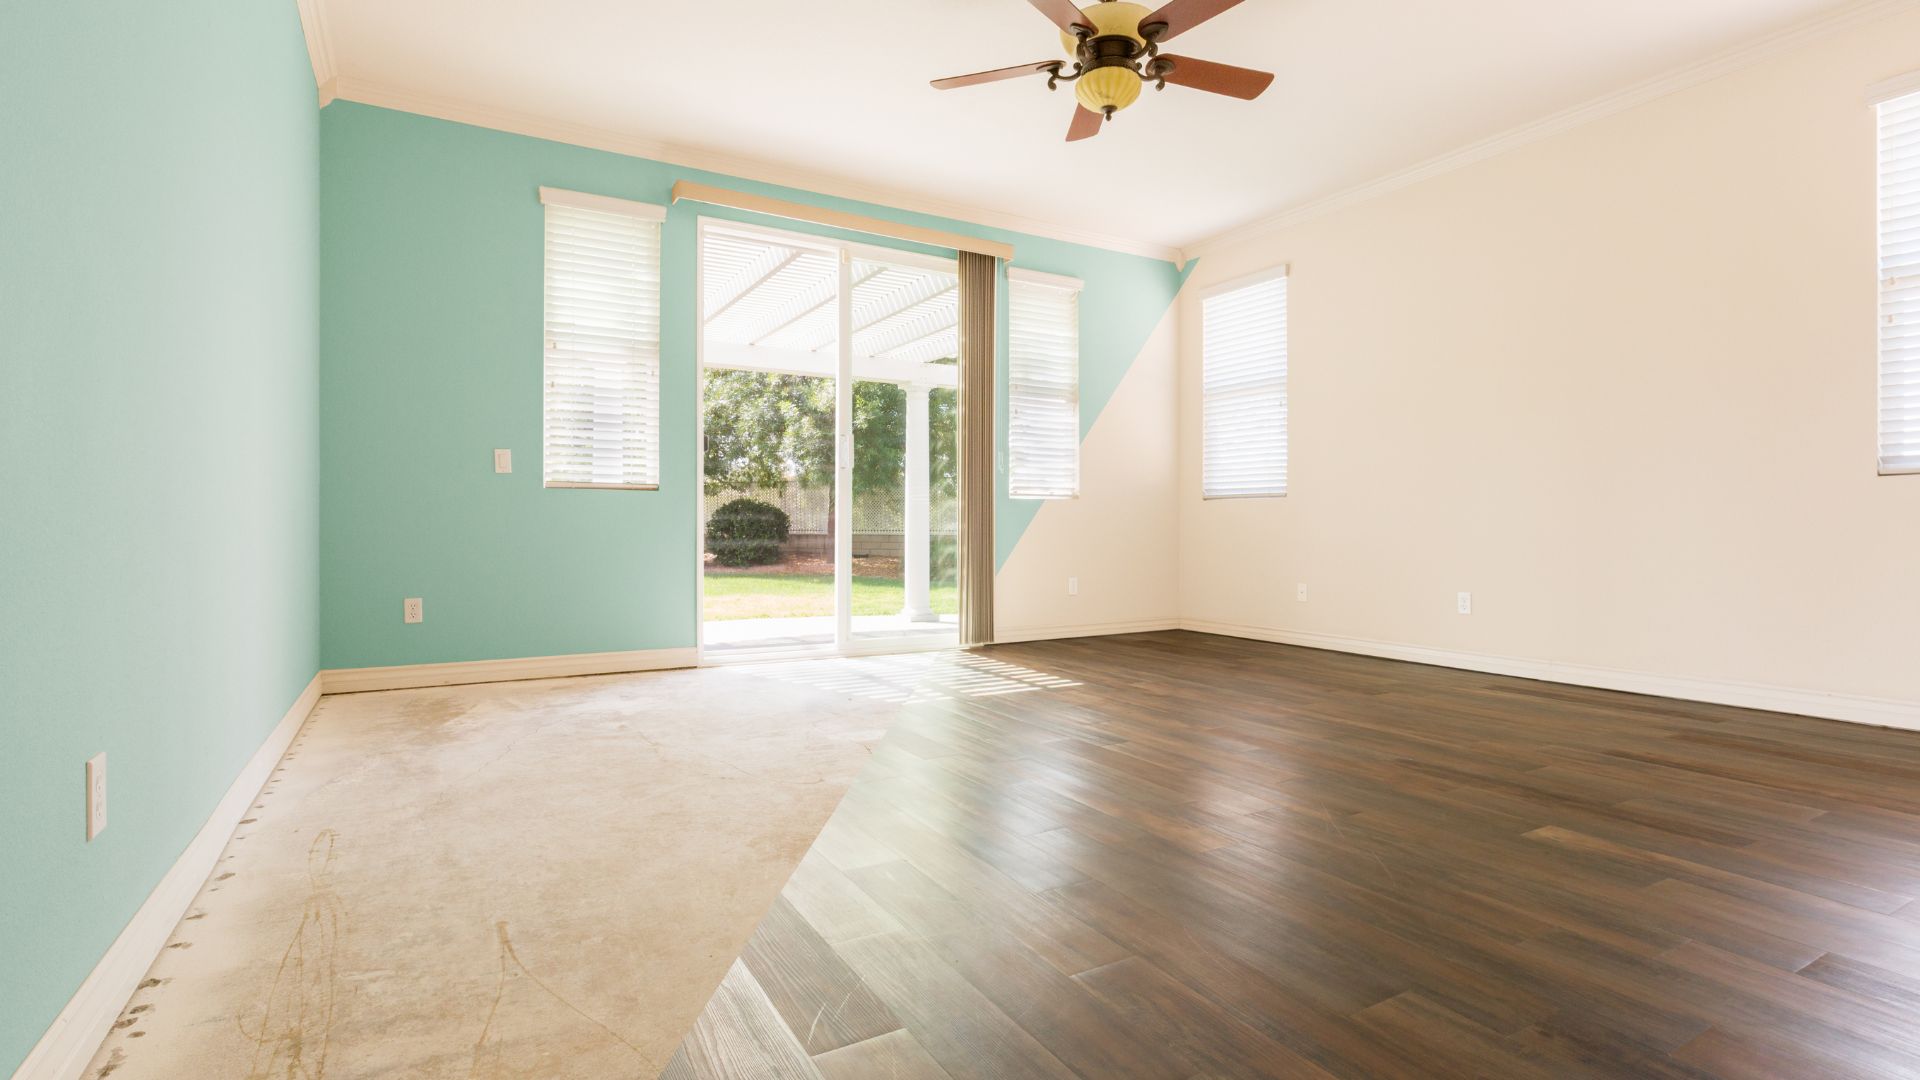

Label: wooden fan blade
[931,61,1061,90]
[1066,105,1103,142]
[1138,0,1250,43]
[1157,54,1274,99]
[1027,0,1097,36]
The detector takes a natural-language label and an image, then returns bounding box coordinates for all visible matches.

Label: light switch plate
[86,753,106,840]
[493,449,512,474]
[1067,577,1079,596]
[1296,584,1308,602]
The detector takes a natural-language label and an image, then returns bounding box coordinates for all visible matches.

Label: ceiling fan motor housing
[1060,1,1156,117]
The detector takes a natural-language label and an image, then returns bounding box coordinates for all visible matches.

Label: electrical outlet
[1067,576,1079,597]
[1296,583,1308,602]
[1457,591,1473,615]
[493,448,512,474]
[86,753,106,840]
[404,597,424,624]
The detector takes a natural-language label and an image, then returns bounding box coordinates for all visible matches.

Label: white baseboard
[993,618,1181,644]
[1179,619,1920,732]
[12,674,323,1080]
[320,646,698,694]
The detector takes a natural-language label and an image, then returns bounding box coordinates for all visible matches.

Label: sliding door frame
[693,216,964,665]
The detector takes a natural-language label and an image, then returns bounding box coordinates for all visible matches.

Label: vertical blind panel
[1008,278,1081,499]
[544,201,663,487]
[1203,273,1288,496]
[1881,90,1920,473]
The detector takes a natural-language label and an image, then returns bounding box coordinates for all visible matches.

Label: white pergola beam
[749,266,885,347]
[705,342,957,389]
[704,249,802,326]
[873,319,960,363]
[801,280,957,354]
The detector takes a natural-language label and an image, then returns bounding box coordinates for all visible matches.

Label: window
[1007,268,1082,499]
[1202,267,1288,497]
[541,187,665,489]
[1879,87,1920,475]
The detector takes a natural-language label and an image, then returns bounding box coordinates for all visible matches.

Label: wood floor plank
[780,848,904,945]
[832,793,1128,976]
[811,1029,953,1080]
[661,959,826,1080]
[809,814,906,873]
[1071,956,1340,1079]
[1670,1026,1917,1080]
[737,895,903,1055]
[1798,951,1920,1013]
[831,932,1081,1080]
[1348,990,1561,1080]
[840,858,1198,1078]
[1047,879,1424,1077]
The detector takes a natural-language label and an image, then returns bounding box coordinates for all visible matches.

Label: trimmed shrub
[706,498,791,567]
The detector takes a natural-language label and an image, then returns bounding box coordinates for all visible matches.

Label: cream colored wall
[1177,8,1920,712]
[998,304,1182,639]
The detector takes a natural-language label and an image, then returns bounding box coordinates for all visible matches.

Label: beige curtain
[956,251,996,647]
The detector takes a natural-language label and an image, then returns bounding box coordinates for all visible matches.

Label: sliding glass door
[698,221,960,659]
[847,253,960,645]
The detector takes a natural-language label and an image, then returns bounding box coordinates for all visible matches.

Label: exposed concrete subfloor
[80,654,1005,1080]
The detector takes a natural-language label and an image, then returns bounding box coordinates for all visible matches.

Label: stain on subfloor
[239,829,346,1080]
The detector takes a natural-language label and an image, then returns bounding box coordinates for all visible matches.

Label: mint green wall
[0,0,321,1073]
[320,102,1186,668]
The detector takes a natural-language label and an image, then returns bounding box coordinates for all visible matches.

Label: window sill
[544,481,661,491]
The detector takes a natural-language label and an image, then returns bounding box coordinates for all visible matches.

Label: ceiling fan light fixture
[1074,65,1141,116]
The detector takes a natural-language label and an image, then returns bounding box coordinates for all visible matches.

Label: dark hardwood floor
[660,631,1920,1079]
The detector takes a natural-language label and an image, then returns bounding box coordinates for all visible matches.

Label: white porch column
[903,383,936,622]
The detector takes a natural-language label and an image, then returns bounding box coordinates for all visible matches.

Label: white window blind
[1879,88,1920,475]
[541,187,665,489]
[1202,268,1288,497]
[1008,270,1082,499]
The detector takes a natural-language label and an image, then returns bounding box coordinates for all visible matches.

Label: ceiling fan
[931,0,1274,141]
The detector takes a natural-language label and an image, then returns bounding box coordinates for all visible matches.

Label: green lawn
[704,573,958,621]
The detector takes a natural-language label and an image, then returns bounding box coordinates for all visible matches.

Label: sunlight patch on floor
[757,650,1081,704]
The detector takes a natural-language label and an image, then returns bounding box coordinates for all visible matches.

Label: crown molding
[1180,0,1920,258]
[292,0,337,103]
[323,76,1185,263]
[1867,67,1920,104]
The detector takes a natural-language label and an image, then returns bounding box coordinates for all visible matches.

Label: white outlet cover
[493,448,512,473]
[404,597,424,624]
[1296,584,1308,601]
[1457,591,1473,615]
[86,753,106,840]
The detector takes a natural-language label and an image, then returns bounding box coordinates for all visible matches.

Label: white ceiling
[315,0,1880,254]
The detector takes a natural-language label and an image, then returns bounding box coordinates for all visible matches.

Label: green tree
[703,370,957,504]
[701,370,834,494]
